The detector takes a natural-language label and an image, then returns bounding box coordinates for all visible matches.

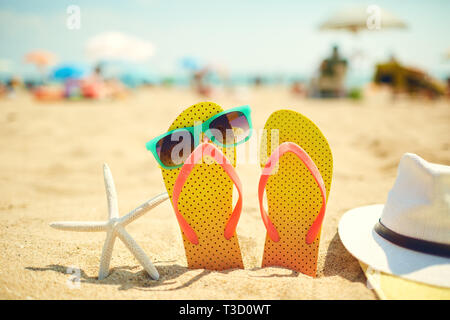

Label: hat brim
[338,204,450,288]
[359,261,450,299]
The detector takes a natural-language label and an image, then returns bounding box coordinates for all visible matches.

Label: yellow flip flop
[160,102,244,270]
[258,110,333,277]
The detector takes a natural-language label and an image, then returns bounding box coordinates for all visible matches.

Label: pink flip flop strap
[258,142,327,244]
[172,143,243,245]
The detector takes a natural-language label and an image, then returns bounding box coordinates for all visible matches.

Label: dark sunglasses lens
[208,111,250,145]
[155,130,194,167]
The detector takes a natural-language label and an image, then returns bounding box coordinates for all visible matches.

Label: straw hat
[339,153,450,298]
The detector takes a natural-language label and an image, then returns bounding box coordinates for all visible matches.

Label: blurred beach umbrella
[319,5,407,33]
[24,50,57,67]
[86,32,154,63]
[51,63,88,81]
[179,56,203,71]
[319,6,407,79]
[24,50,58,82]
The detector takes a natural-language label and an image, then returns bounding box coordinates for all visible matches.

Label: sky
[0,0,449,80]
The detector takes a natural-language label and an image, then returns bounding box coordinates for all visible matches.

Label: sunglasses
[146,105,253,169]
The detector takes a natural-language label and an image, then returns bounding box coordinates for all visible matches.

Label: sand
[0,86,449,300]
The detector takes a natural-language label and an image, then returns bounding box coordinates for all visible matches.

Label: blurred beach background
[0,0,449,299]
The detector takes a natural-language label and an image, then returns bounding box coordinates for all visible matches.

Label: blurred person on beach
[80,64,105,99]
[24,78,41,91]
[254,76,263,87]
[0,82,6,98]
[316,45,348,98]
[192,67,212,97]
[291,80,305,96]
[79,64,127,100]
[4,76,21,98]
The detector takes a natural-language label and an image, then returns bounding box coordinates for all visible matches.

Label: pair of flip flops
[159,102,333,277]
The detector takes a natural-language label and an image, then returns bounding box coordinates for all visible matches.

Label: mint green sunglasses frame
[146,105,253,169]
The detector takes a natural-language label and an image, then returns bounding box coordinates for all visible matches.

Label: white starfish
[50,163,169,280]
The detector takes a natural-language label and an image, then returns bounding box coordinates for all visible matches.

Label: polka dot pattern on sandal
[161,102,243,270]
[260,109,333,277]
